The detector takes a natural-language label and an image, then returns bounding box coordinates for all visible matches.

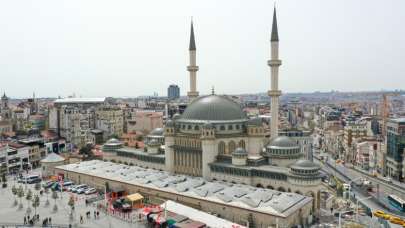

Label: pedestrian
[24,216,27,224]
[97,211,99,218]
[330,207,333,214]
[37,214,39,221]
[94,211,96,219]
[27,215,30,221]
[49,217,52,225]
[80,215,83,224]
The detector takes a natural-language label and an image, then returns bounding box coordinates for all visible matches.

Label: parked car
[76,186,89,194]
[22,175,42,184]
[71,184,87,193]
[84,188,97,195]
[51,181,74,191]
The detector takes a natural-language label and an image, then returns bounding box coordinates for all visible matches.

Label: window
[228,125,233,130]
[220,125,225,131]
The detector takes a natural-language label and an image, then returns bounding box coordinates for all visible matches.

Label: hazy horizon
[1,0,404,98]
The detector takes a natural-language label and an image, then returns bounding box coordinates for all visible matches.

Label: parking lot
[0,172,146,227]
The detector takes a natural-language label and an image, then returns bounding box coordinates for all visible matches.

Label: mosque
[104,7,323,212]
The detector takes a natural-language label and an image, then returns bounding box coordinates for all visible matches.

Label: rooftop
[54,97,106,104]
[57,160,312,218]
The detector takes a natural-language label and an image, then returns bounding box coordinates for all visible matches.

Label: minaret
[268,7,282,139]
[187,20,199,100]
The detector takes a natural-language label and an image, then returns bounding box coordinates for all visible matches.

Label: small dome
[150,128,164,136]
[247,117,262,126]
[41,153,65,163]
[268,136,297,148]
[232,147,248,156]
[180,95,247,121]
[165,119,174,127]
[106,138,122,146]
[173,113,181,120]
[290,159,320,170]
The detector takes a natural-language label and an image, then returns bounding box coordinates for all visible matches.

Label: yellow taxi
[373,210,386,218]
[389,216,404,225]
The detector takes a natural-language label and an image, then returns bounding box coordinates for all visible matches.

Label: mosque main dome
[180,95,247,122]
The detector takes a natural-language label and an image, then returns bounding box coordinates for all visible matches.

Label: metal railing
[0,223,70,228]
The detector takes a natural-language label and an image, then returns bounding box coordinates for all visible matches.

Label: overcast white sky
[0,0,404,98]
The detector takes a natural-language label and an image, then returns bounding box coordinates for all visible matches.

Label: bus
[388,195,405,212]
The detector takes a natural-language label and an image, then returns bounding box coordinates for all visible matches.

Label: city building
[0,92,11,120]
[167,84,180,100]
[126,111,163,134]
[343,122,367,163]
[49,97,118,147]
[95,106,124,141]
[0,142,30,174]
[0,120,12,136]
[386,118,405,180]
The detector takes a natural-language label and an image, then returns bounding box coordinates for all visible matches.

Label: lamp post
[348,177,362,201]
[356,196,372,222]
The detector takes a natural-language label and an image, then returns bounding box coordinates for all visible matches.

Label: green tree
[79,143,95,160]
[68,195,75,220]
[44,187,50,206]
[32,195,40,216]
[1,173,7,188]
[11,185,18,206]
[52,191,58,212]
[26,189,32,214]
[34,182,41,192]
[17,186,24,209]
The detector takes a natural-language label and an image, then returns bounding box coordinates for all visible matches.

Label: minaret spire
[189,19,196,51]
[187,19,199,101]
[268,6,282,139]
[271,6,279,42]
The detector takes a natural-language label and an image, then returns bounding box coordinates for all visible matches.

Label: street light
[348,177,362,201]
[356,196,372,222]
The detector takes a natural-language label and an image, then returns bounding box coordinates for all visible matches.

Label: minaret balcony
[267,60,282,67]
[268,90,282,97]
[187,66,199,72]
[187,91,199,97]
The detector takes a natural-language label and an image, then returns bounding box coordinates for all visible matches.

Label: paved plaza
[0,177,146,228]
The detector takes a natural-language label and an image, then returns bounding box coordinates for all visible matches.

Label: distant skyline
[0,0,404,98]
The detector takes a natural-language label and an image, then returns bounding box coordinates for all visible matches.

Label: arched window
[238,140,246,149]
[228,141,236,154]
[218,141,226,155]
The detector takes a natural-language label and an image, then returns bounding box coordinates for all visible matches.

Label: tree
[26,189,32,214]
[1,173,7,188]
[52,191,58,212]
[11,185,18,206]
[34,182,41,192]
[17,186,24,210]
[44,187,50,207]
[79,143,95,160]
[68,195,75,220]
[32,195,40,216]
